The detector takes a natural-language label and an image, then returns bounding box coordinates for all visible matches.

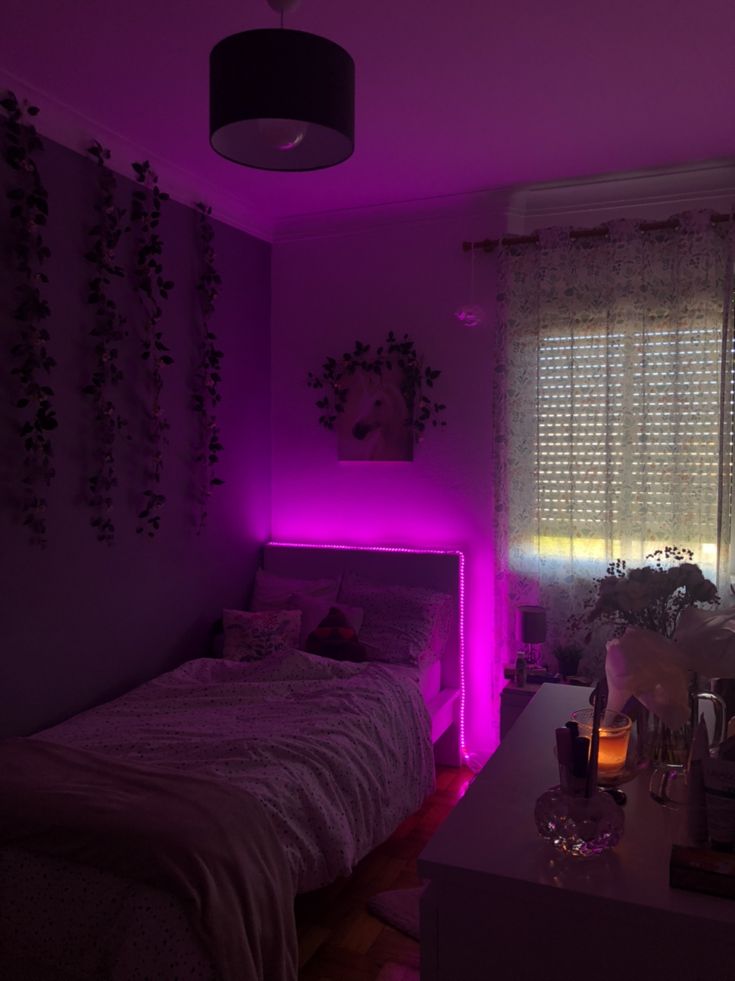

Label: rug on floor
[367,886,425,941]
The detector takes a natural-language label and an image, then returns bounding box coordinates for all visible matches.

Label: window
[536,321,727,571]
[495,215,734,657]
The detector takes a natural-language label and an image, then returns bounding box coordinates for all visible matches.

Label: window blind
[536,321,727,567]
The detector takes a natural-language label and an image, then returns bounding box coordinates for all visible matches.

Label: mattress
[382,656,443,703]
[0,650,435,980]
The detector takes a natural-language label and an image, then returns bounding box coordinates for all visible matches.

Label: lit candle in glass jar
[571,709,632,780]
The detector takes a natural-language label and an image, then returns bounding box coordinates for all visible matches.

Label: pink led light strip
[267,540,467,760]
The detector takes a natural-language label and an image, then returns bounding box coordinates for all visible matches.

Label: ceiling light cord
[267,0,301,22]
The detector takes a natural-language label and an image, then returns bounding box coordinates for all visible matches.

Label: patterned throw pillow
[338,571,453,667]
[250,568,339,611]
[222,608,301,662]
[304,607,366,662]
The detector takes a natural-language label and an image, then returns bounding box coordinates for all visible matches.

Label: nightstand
[499,680,542,739]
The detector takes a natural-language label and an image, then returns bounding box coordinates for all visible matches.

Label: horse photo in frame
[307,333,447,462]
[337,365,413,461]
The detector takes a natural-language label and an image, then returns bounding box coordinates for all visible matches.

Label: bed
[261,543,462,766]
[0,544,462,980]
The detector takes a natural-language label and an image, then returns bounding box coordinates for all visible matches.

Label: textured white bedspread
[0,651,435,979]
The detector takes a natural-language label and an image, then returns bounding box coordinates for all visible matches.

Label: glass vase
[646,689,727,806]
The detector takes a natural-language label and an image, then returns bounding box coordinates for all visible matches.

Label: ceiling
[1,0,734,239]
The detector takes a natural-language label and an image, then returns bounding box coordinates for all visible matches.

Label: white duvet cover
[0,651,435,980]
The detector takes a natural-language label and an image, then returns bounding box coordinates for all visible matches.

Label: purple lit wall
[0,136,271,737]
[269,176,735,758]
[270,206,508,758]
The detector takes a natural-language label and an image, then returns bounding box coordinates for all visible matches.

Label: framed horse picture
[337,366,413,461]
[307,333,446,462]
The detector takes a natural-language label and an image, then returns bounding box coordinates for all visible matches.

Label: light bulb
[256,118,308,152]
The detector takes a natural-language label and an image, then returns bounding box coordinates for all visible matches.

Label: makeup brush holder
[534,786,625,858]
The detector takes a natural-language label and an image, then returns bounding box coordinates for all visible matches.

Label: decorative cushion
[250,568,339,611]
[222,608,301,662]
[285,592,364,647]
[304,606,367,662]
[338,571,453,667]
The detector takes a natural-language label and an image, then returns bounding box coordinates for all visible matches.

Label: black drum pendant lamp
[209,0,355,172]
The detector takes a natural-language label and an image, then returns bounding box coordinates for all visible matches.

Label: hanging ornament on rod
[454,245,486,328]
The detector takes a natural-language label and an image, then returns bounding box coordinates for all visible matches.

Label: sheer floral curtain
[492,211,734,674]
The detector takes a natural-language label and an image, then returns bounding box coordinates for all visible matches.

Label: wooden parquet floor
[295,766,475,981]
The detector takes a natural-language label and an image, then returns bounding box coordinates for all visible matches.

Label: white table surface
[419,683,735,927]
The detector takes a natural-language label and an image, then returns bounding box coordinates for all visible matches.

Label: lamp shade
[209,28,355,172]
[517,605,547,645]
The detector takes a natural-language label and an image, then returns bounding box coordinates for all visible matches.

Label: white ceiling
[1,0,734,239]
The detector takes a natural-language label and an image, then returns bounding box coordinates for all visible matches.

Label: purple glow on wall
[270,213,507,759]
[269,539,469,760]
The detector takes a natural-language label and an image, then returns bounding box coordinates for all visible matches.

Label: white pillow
[339,571,453,667]
[250,568,339,611]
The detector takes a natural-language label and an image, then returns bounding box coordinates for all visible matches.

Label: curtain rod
[462,212,733,253]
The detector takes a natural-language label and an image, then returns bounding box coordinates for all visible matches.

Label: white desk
[419,684,735,981]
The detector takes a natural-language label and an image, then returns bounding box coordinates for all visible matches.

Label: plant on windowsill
[552,643,585,682]
[1,91,56,547]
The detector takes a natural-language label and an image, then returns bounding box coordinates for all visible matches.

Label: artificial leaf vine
[82,141,128,545]
[192,202,224,532]
[130,160,174,538]
[1,91,56,546]
[307,331,447,439]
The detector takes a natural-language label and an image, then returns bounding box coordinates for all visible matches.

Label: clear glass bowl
[534,785,625,858]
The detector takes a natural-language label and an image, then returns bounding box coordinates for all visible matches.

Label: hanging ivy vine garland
[1,91,56,546]
[82,141,129,545]
[130,160,174,539]
[307,331,446,438]
[193,202,224,532]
